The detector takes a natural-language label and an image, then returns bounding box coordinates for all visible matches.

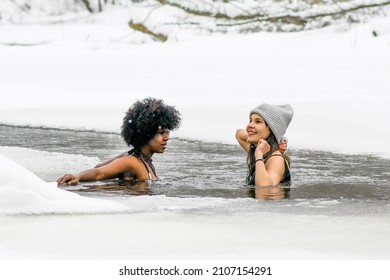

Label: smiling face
[246,113,271,145]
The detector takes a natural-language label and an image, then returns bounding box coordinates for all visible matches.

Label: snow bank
[0,154,128,215]
[0,11,389,158]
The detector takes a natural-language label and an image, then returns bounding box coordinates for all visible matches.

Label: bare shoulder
[117,155,150,176]
[102,154,149,179]
[266,152,285,165]
[270,151,285,158]
[112,154,143,168]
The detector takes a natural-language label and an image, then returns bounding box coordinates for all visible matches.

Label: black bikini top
[247,154,291,186]
[128,149,158,179]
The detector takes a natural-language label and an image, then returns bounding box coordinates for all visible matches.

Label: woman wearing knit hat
[236,103,294,187]
[57,97,181,186]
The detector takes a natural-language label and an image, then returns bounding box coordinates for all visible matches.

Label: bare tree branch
[217,1,390,27]
[128,20,168,42]
[80,0,94,13]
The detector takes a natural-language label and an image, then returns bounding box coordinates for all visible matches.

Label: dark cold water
[1,124,390,216]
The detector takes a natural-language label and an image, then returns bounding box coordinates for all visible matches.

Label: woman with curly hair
[57,97,181,186]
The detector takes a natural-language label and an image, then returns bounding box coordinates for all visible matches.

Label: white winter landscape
[1,1,390,279]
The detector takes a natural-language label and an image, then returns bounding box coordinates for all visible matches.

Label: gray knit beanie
[250,103,294,144]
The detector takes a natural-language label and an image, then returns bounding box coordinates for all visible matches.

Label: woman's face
[246,113,271,144]
[148,128,170,153]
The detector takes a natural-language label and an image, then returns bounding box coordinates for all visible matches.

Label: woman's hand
[56,174,79,186]
[278,139,287,153]
[255,139,270,159]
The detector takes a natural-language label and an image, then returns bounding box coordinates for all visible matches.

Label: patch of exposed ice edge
[0,146,100,179]
[0,153,128,215]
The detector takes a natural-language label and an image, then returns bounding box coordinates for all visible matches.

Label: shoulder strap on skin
[128,149,153,179]
[269,154,284,158]
[269,153,290,168]
[269,153,291,182]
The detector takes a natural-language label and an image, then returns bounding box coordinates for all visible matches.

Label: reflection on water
[65,179,154,196]
[247,186,291,201]
[1,124,390,205]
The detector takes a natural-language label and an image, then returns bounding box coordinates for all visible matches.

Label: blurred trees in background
[1,0,389,35]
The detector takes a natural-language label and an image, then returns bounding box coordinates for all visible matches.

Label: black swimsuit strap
[128,149,158,179]
[269,154,290,167]
[269,154,284,158]
[269,154,289,165]
[269,153,291,182]
[143,157,158,179]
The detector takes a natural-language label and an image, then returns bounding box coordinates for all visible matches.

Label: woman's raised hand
[255,139,270,159]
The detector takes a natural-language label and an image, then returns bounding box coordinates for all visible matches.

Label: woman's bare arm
[94,151,129,168]
[57,156,141,186]
[235,129,251,153]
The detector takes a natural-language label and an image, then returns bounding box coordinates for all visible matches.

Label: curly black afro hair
[121,97,181,148]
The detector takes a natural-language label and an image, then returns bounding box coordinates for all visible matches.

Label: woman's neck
[140,147,153,160]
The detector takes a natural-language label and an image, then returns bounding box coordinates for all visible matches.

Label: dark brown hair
[245,126,290,185]
[121,98,181,148]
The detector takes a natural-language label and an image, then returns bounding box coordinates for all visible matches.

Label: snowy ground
[1,11,390,156]
[1,5,390,279]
